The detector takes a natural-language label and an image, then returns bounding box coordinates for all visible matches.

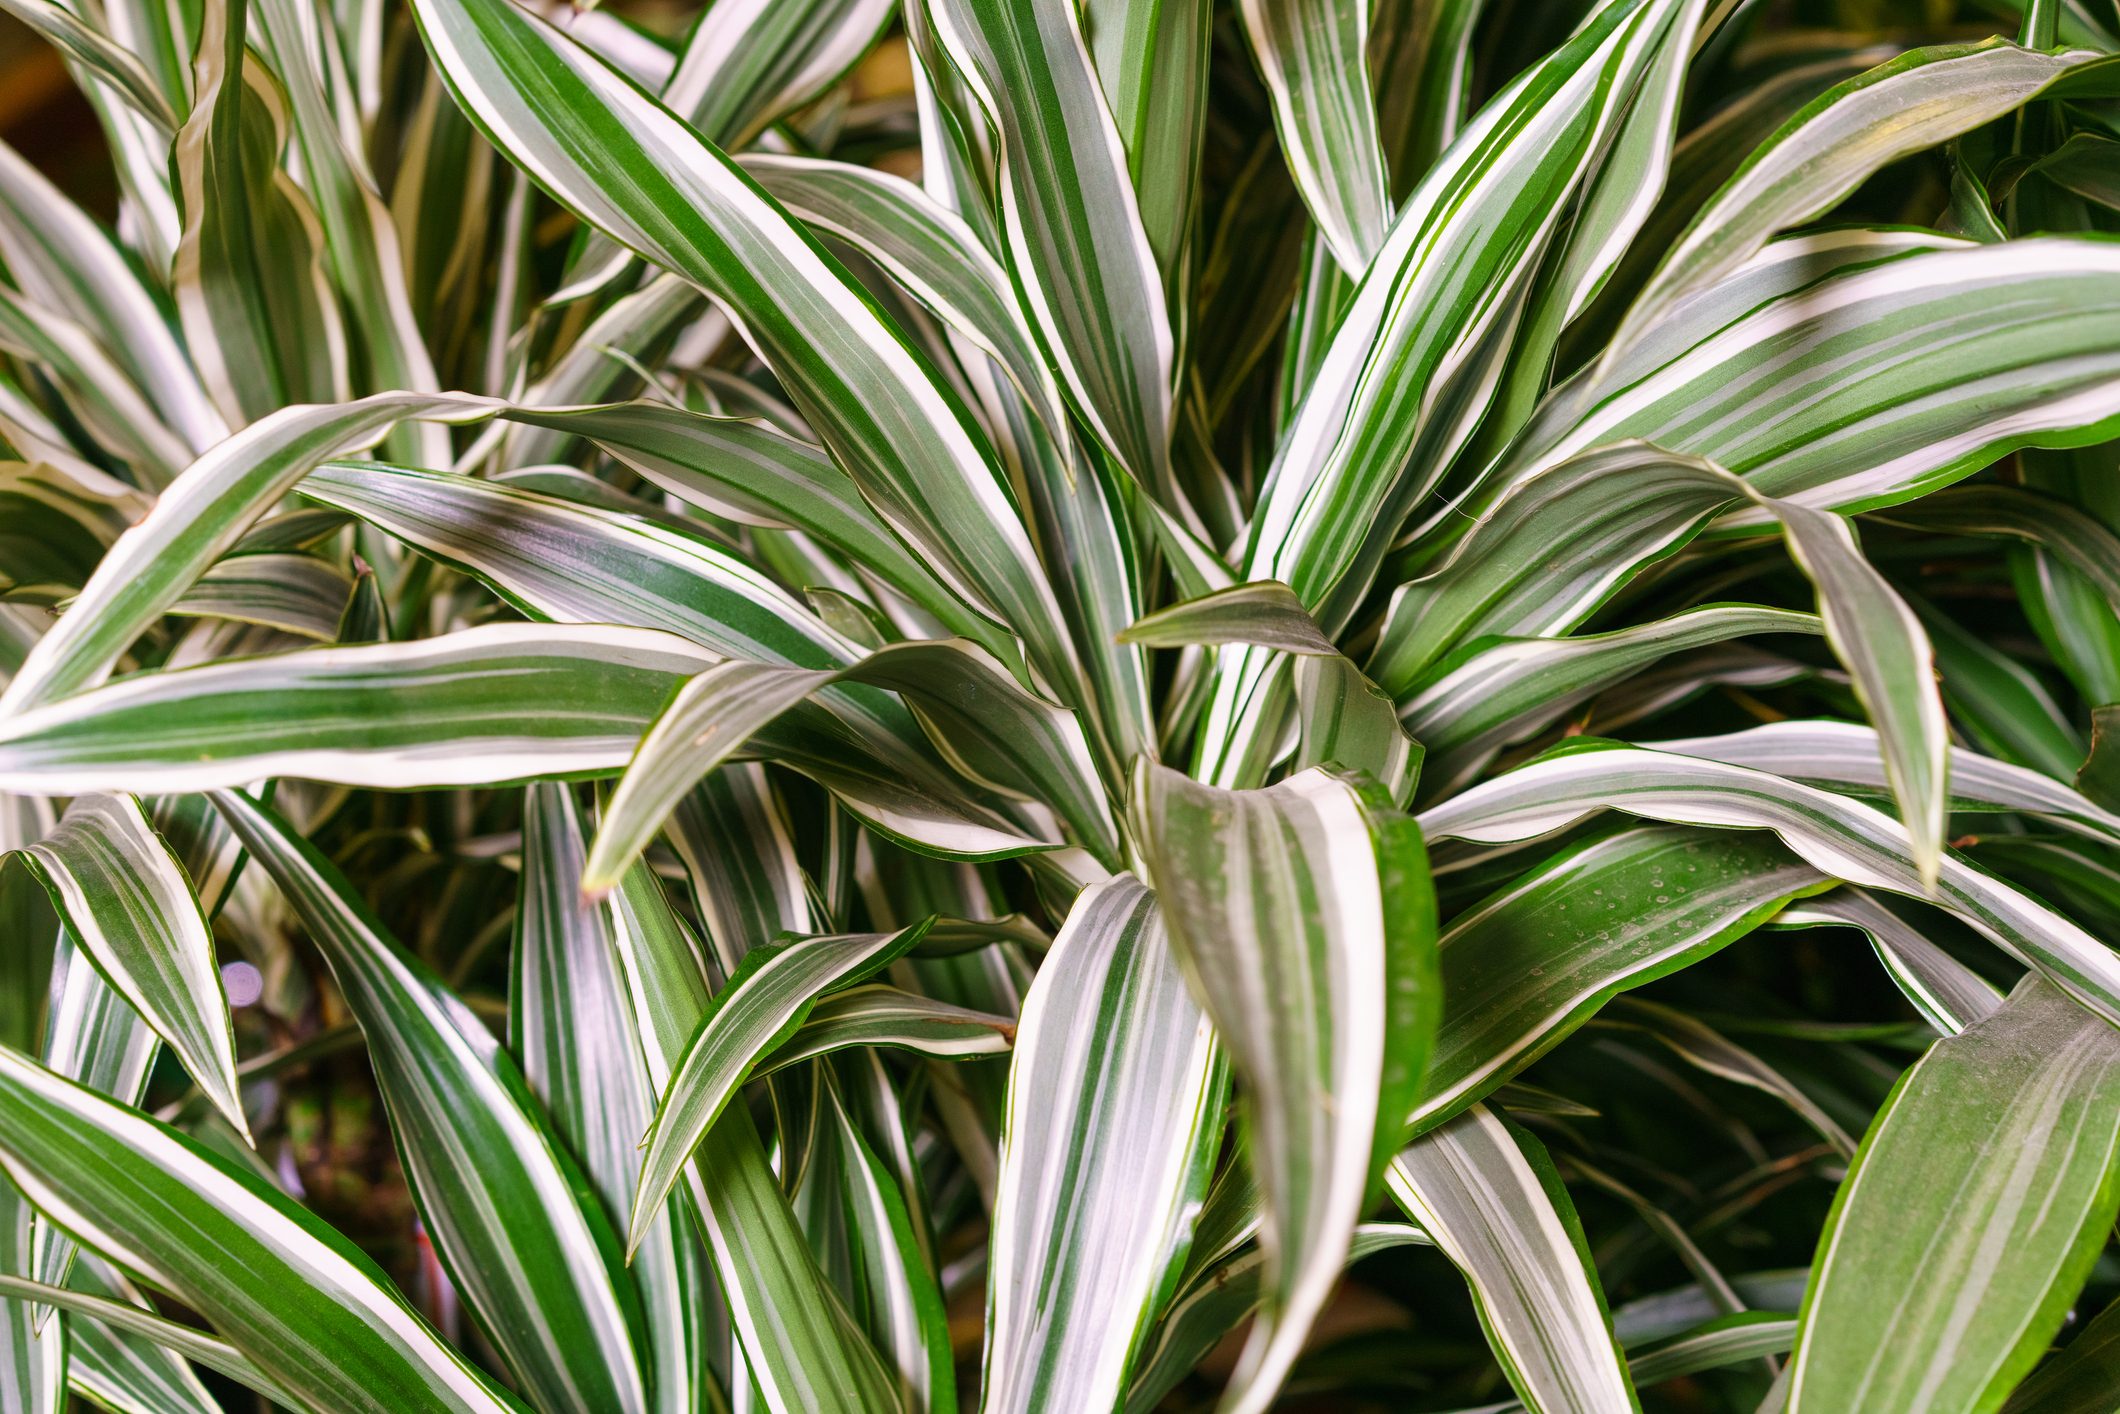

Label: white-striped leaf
[1788,977,2120,1414]
[1381,439,1946,871]
[1514,239,2120,518]
[0,141,222,453]
[755,985,1016,1075]
[171,0,349,424]
[982,876,1222,1414]
[628,921,931,1256]
[1609,40,2117,362]
[740,153,1070,440]
[1389,1106,1636,1412]
[0,1044,526,1413]
[1645,720,2120,849]
[1402,605,1823,794]
[498,401,997,648]
[1199,0,1703,781]
[1772,889,2003,1037]
[1415,826,1826,1132]
[0,392,499,716]
[1133,763,1437,1413]
[8,795,243,1136]
[584,638,1114,892]
[1419,740,2120,1030]
[213,788,650,1414]
[1239,0,1390,274]
[600,864,905,1414]
[515,784,703,1414]
[0,1266,294,1408]
[0,623,714,795]
[924,0,1176,495]
[405,0,1081,697]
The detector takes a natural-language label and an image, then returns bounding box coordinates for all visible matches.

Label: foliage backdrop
[1,0,2120,1410]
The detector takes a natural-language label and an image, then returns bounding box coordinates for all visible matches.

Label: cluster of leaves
[3,0,2120,1408]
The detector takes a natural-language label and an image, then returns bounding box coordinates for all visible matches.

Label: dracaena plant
[3,0,2120,1408]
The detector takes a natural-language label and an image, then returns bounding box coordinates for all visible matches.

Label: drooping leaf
[1133,762,1438,1413]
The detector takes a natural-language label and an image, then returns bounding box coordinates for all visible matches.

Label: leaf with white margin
[982,876,1222,1414]
[1197,0,1706,782]
[1238,0,1391,274]
[9,795,244,1138]
[583,638,1111,893]
[627,921,933,1258]
[0,142,222,453]
[0,623,714,795]
[0,1267,295,1408]
[1771,889,2002,1037]
[923,0,1176,495]
[1645,720,2120,849]
[0,392,501,716]
[214,788,650,1414]
[1788,977,2120,1414]
[1134,762,1437,1414]
[0,1044,527,1414]
[1418,739,2120,1030]
[1608,40,2117,364]
[515,785,703,1414]
[1388,1106,1637,1413]
[404,0,1080,698]
[1414,826,1826,1133]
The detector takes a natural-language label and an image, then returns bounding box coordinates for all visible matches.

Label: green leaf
[172,0,349,423]
[629,921,932,1256]
[0,623,716,794]
[1389,1107,1638,1413]
[1200,0,1705,780]
[1421,741,2120,1035]
[1788,977,2120,1414]
[601,864,905,1414]
[0,1043,527,1413]
[405,0,1081,697]
[0,141,222,452]
[213,788,650,1414]
[1133,763,1438,1413]
[1512,239,2120,517]
[515,784,704,1414]
[1608,40,2115,362]
[1415,826,1826,1132]
[2003,1292,2120,1413]
[584,637,1113,891]
[1120,579,1340,656]
[0,391,498,716]
[8,795,244,1136]
[754,984,1016,1075]
[923,0,1176,495]
[982,876,1221,1414]
[505,399,992,645]
[2077,705,2120,813]
[0,1265,295,1408]
[1238,0,1391,274]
